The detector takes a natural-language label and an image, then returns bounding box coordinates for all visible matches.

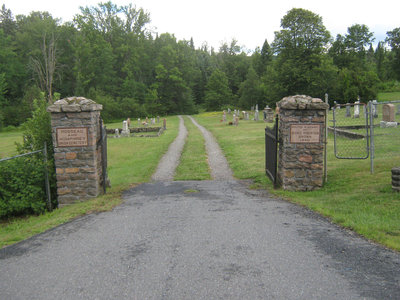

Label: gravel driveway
[1,116,399,299]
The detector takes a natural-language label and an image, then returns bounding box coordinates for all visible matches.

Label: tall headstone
[121,120,130,137]
[163,118,167,130]
[372,100,378,118]
[157,116,160,123]
[47,97,106,206]
[277,95,328,191]
[114,128,120,138]
[138,118,141,126]
[346,105,351,117]
[354,100,360,118]
[222,110,227,122]
[254,110,259,121]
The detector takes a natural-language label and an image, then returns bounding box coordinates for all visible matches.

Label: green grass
[0,130,23,158]
[378,91,400,101]
[0,116,180,248]
[174,116,211,181]
[194,111,400,252]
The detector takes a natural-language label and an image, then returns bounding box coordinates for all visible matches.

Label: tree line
[1,3,400,127]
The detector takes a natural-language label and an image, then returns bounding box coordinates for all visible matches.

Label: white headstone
[354,101,360,118]
[121,120,130,137]
[372,100,378,118]
[254,110,259,121]
[115,128,120,138]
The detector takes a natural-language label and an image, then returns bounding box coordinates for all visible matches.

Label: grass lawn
[194,111,400,252]
[378,91,400,101]
[0,130,23,159]
[0,116,180,248]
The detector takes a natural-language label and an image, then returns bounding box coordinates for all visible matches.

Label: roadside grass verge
[0,116,180,248]
[174,116,211,181]
[194,112,400,252]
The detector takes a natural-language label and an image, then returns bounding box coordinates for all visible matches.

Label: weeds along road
[0,116,399,299]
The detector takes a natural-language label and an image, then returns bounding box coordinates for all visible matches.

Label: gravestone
[264,106,274,123]
[383,104,395,122]
[254,110,259,121]
[277,95,328,191]
[138,118,140,126]
[246,112,249,120]
[163,118,167,130]
[397,105,400,115]
[354,100,360,118]
[346,105,351,117]
[228,108,231,114]
[157,116,160,123]
[235,116,239,126]
[121,120,130,137]
[380,104,397,128]
[47,97,106,205]
[114,128,119,138]
[372,100,378,118]
[222,110,227,122]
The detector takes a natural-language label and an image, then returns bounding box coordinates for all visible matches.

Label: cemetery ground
[0,101,399,252]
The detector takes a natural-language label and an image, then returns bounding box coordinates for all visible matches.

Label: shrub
[0,155,47,218]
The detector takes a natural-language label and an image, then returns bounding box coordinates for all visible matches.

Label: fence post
[369,101,374,174]
[43,141,52,211]
[324,93,328,183]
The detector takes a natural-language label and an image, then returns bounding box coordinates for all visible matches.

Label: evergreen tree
[204,69,232,111]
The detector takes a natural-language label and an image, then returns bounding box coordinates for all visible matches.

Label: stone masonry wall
[277,95,329,191]
[393,167,400,192]
[47,97,104,205]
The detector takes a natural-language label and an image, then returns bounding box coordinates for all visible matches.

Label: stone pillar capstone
[277,95,329,191]
[47,97,104,205]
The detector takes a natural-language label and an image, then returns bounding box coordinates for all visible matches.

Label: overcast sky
[2,0,399,51]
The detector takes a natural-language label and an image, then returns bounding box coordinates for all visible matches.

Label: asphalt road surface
[1,180,399,299]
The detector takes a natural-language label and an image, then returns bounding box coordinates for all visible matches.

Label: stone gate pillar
[47,97,104,205]
[277,95,329,191]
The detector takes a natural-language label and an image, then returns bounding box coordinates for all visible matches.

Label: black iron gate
[265,115,279,187]
[98,118,108,194]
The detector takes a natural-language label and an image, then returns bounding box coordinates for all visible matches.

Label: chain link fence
[330,100,400,173]
[330,103,370,159]
[370,100,400,172]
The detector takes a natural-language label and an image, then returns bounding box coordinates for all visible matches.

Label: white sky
[2,0,399,51]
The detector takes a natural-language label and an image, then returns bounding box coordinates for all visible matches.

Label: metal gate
[98,118,108,194]
[332,103,370,159]
[265,115,279,187]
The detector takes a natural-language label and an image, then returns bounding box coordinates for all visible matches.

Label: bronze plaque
[57,127,88,147]
[290,124,321,143]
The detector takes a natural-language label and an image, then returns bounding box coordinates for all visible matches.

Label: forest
[0,2,400,127]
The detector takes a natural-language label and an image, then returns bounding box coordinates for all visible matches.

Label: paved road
[1,180,399,299]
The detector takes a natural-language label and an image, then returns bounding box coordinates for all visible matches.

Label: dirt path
[152,115,233,182]
[188,116,234,181]
[151,115,188,181]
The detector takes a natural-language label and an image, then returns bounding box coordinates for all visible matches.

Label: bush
[0,155,47,218]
